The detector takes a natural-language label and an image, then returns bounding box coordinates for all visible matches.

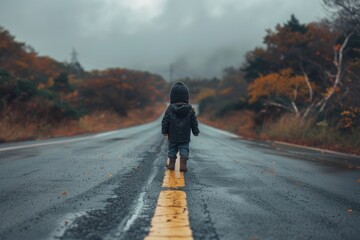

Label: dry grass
[199,110,257,139]
[200,112,360,155]
[261,114,360,154]
[0,103,165,142]
[259,114,315,142]
[0,115,38,142]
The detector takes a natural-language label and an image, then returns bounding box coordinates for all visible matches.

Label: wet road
[0,118,359,240]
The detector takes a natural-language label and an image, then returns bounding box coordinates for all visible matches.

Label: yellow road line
[145,155,193,240]
[163,170,185,188]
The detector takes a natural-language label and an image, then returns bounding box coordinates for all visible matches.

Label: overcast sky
[0,0,326,80]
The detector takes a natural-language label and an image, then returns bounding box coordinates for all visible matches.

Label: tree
[285,14,307,33]
[51,72,73,93]
[242,14,359,120]
[242,15,310,83]
[242,48,272,82]
[324,0,360,32]
[0,27,66,84]
[322,0,360,122]
[248,69,311,116]
[0,27,31,78]
[220,67,247,99]
[79,68,165,116]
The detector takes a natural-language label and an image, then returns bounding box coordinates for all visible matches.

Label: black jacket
[161,103,200,142]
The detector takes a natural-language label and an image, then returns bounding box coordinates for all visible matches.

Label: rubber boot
[167,157,176,170]
[180,157,188,172]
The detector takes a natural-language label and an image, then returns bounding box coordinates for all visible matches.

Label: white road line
[0,131,119,152]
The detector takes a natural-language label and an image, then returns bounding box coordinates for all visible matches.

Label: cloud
[204,0,274,18]
[180,15,195,28]
[0,0,326,79]
[204,0,239,18]
[79,0,168,36]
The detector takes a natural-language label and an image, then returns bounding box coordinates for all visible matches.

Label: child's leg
[167,141,178,170]
[168,141,178,159]
[178,142,189,172]
[178,142,189,160]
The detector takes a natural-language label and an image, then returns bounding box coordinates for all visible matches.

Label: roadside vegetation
[184,0,360,155]
[0,28,166,142]
[1,0,359,154]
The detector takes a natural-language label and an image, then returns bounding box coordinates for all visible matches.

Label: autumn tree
[51,72,73,93]
[178,77,219,102]
[243,14,359,121]
[321,0,360,127]
[324,0,360,32]
[248,69,312,116]
[242,47,272,82]
[0,26,66,86]
[242,15,312,84]
[0,27,33,78]
[32,56,64,86]
[219,67,247,100]
[79,68,165,116]
[1,26,169,138]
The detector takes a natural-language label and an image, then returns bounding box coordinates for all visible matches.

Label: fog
[0,0,326,79]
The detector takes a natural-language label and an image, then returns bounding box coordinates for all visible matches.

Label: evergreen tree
[285,14,307,33]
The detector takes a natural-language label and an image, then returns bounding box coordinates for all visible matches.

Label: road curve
[0,118,359,240]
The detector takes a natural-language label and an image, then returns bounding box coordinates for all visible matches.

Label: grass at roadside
[199,110,258,139]
[199,111,360,155]
[0,103,165,143]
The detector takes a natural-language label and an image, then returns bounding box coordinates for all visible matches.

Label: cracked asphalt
[0,119,359,240]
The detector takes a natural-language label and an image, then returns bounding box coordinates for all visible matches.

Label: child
[161,81,200,172]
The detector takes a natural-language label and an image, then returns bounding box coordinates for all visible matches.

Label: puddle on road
[102,138,126,144]
[49,211,88,239]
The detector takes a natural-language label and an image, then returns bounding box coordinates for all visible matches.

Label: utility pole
[71,48,78,65]
[169,64,174,82]
[70,48,83,78]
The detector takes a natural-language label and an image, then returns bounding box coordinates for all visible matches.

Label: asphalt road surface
[0,118,359,240]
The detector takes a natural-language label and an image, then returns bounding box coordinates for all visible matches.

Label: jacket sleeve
[161,108,170,134]
[190,108,200,135]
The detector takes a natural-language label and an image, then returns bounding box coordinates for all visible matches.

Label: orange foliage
[196,88,216,102]
[340,107,360,129]
[219,88,232,96]
[248,69,311,103]
[264,21,336,63]
[79,68,165,116]
[1,27,167,143]
[0,27,64,82]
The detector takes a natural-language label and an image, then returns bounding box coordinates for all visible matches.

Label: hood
[170,81,189,104]
[170,103,192,117]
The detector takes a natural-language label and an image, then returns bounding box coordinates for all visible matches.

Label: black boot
[167,157,176,170]
[180,157,188,172]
